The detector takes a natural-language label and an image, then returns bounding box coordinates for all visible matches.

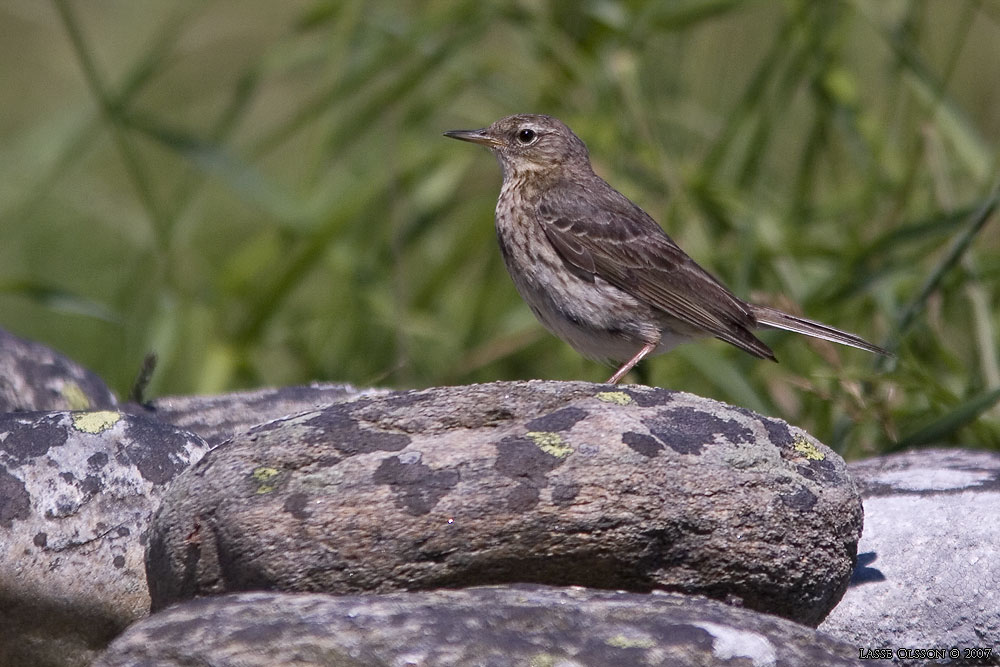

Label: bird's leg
[606,340,658,384]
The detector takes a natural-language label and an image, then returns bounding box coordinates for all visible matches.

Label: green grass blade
[0,281,119,323]
[894,385,1000,450]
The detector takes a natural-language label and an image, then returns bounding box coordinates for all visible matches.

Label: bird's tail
[750,304,889,356]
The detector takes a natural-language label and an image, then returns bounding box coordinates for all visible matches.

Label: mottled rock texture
[126,382,392,446]
[0,328,116,412]
[0,410,210,667]
[147,380,863,625]
[821,448,1000,665]
[95,586,862,667]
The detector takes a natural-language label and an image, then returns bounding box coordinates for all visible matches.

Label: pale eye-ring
[516,128,537,144]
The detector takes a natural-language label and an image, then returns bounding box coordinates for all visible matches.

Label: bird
[444,114,887,384]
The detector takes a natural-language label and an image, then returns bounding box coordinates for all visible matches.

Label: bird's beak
[443,128,500,147]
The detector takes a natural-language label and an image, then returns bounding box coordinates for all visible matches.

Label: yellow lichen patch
[595,390,631,405]
[72,410,121,434]
[62,382,92,410]
[606,634,656,649]
[793,437,825,461]
[528,654,558,667]
[526,431,572,458]
[251,466,281,494]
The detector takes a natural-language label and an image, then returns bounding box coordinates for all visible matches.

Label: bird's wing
[536,180,775,359]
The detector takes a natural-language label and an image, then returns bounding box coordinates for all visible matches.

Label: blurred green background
[1,0,998,457]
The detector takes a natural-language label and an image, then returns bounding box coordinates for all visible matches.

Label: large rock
[95,586,862,667]
[820,448,1000,665]
[0,410,211,667]
[147,380,862,625]
[0,328,117,412]
[127,382,392,446]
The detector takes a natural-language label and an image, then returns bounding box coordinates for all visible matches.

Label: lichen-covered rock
[95,586,861,667]
[147,380,862,625]
[126,382,392,446]
[0,410,211,667]
[0,328,117,412]
[820,448,1000,664]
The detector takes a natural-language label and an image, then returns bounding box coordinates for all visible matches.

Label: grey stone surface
[0,410,211,667]
[127,382,392,446]
[820,448,1000,665]
[95,586,862,667]
[147,380,862,625]
[0,328,117,412]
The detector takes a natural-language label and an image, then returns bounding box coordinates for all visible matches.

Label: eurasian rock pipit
[445,114,886,384]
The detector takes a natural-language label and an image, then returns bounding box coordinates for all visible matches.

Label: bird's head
[444,114,590,179]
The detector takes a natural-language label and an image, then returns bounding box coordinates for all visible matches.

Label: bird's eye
[516,128,537,144]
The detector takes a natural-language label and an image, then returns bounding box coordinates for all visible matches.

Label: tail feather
[750,304,889,356]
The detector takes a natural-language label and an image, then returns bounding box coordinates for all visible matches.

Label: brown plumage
[445,114,887,383]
